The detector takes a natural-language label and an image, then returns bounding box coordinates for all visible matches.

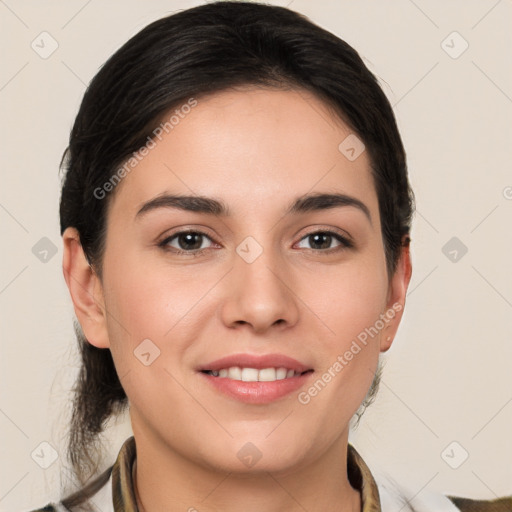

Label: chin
[192,435,313,476]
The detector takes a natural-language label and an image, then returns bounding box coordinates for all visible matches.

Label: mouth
[201,367,313,382]
[197,353,314,404]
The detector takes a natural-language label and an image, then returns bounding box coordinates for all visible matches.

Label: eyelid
[158,227,219,255]
[158,225,216,242]
[158,226,354,255]
[294,225,354,245]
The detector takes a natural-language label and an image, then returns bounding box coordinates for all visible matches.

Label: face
[66,87,410,476]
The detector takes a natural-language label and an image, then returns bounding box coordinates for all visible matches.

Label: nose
[219,244,300,334]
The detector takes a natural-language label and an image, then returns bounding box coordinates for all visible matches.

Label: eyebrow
[135,192,371,223]
[136,194,228,217]
[289,192,371,223]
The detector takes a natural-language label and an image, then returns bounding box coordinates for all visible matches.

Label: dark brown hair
[59,0,414,499]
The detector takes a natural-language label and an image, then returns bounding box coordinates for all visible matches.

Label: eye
[295,230,353,252]
[160,230,216,254]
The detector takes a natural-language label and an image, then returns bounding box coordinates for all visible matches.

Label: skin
[63,87,412,512]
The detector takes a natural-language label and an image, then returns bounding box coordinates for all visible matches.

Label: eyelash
[158,228,354,256]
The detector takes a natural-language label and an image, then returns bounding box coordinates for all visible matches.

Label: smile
[198,354,314,404]
[202,367,311,382]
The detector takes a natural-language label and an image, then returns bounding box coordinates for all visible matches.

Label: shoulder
[448,495,512,512]
[373,465,511,512]
[27,465,113,512]
[27,505,69,512]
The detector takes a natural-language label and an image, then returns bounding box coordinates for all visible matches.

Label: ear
[62,227,110,349]
[380,237,412,352]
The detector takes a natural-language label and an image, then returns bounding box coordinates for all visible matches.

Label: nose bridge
[236,240,282,292]
[220,235,299,331]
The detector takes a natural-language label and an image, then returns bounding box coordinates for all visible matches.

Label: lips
[198,353,312,374]
[197,353,314,404]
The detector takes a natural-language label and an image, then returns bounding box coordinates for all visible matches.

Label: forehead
[107,87,378,221]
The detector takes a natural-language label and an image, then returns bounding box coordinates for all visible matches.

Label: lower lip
[199,372,313,404]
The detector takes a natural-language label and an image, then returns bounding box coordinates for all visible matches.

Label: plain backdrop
[1,0,511,510]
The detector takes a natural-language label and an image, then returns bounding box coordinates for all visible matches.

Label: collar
[111,436,381,511]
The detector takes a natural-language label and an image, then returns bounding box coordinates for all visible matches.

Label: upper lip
[198,353,313,373]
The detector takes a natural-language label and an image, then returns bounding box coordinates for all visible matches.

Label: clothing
[30,436,511,512]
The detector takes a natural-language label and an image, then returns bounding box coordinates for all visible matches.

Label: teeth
[276,368,287,380]
[227,367,242,380]
[259,368,277,381]
[241,368,259,382]
[207,366,301,382]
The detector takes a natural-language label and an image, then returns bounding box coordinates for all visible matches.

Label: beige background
[1,0,511,510]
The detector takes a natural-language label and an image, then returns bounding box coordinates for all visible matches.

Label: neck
[131,426,361,512]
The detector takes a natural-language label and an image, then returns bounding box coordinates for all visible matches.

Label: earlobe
[380,239,413,352]
[62,227,110,349]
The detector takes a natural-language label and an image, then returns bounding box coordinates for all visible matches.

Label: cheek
[302,252,389,345]
[99,247,227,385]
[99,253,194,415]
[297,253,388,401]
[101,247,204,338]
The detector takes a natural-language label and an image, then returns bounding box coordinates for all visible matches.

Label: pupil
[311,233,331,249]
[179,233,202,250]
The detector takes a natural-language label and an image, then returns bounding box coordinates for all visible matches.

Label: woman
[31,2,510,511]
